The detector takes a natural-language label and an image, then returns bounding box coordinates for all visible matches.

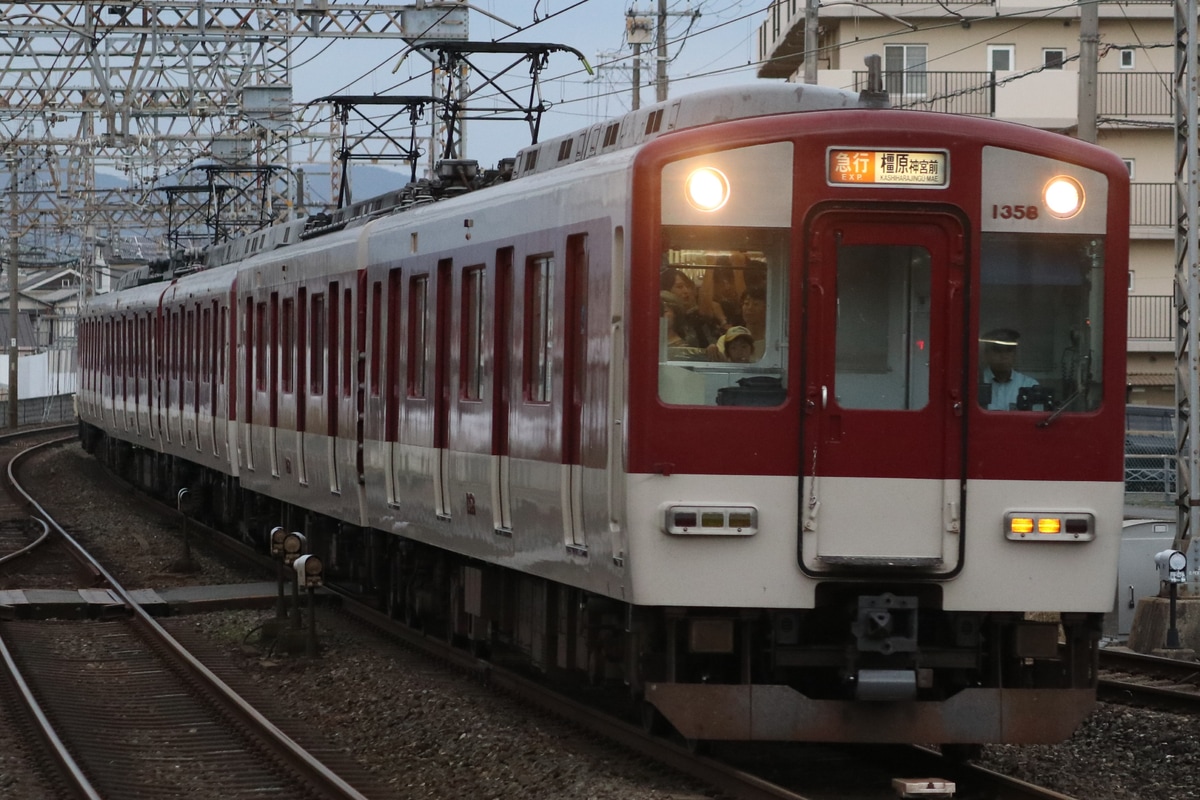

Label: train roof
[125,82,877,283]
[511,82,871,180]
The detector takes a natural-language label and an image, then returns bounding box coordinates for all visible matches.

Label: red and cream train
[78,80,1129,746]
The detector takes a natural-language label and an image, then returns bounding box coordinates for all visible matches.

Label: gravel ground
[15,442,1200,799]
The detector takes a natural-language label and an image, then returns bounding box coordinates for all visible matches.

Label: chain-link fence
[1125,406,1175,499]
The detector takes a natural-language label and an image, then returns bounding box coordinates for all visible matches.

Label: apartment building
[757,0,1174,405]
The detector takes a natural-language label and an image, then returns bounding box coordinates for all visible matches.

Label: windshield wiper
[1037,387,1084,428]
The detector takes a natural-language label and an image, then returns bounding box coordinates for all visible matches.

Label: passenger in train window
[708,262,745,327]
[739,285,768,361]
[660,267,723,349]
[980,328,1039,411]
[661,292,707,361]
[743,259,768,292]
[717,326,757,363]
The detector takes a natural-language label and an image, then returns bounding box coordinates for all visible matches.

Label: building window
[1119,48,1135,69]
[885,44,928,97]
[1043,49,1066,70]
[1123,159,1135,179]
[987,45,1014,72]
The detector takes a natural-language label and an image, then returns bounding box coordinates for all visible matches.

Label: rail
[4,436,372,800]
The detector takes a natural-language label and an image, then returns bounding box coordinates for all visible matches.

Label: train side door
[801,211,966,573]
[433,260,453,518]
[562,233,590,551]
[491,248,514,534]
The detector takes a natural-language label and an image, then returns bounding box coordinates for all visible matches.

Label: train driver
[980,328,1039,411]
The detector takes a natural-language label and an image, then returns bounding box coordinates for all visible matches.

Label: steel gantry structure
[0,1,469,271]
[0,0,469,425]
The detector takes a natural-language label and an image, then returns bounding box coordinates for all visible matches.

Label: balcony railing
[1128,295,1172,340]
[1098,72,1173,117]
[852,71,995,115]
[850,71,1173,119]
[1131,182,1172,228]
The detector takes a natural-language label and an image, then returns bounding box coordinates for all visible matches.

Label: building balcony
[843,70,1172,125]
[1128,294,1172,342]
[758,1,1172,79]
[1131,182,1172,230]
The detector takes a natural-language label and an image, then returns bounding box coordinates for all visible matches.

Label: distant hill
[298,164,414,208]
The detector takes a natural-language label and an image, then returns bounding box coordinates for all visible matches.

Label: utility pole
[1077,0,1099,143]
[804,0,820,84]
[626,11,653,110]
[6,149,18,429]
[656,0,669,102]
[1173,0,1200,592]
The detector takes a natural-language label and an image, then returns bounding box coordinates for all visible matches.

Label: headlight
[684,167,730,212]
[1043,176,1084,219]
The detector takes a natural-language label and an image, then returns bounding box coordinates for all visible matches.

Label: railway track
[9,432,1091,800]
[0,431,386,800]
[1098,647,1200,713]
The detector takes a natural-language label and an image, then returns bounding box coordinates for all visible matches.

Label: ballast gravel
[11,443,1198,799]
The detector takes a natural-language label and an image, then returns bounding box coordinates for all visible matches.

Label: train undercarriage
[81,425,1102,745]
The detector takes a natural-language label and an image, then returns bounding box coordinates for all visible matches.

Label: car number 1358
[991,204,1040,220]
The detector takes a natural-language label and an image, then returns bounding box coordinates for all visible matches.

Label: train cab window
[978,233,1105,414]
[657,228,788,406]
[834,244,932,411]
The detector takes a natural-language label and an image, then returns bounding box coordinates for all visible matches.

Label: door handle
[821,385,828,410]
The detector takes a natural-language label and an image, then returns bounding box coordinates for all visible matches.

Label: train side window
[217,305,226,392]
[201,305,212,394]
[310,293,325,395]
[408,275,429,398]
[255,302,267,392]
[369,281,383,396]
[978,233,1105,413]
[282,297,295,394]
[525,254,554,404]
[341,287,353,399]
[657,229,788,407]
[461,266,485,401]
[385,269,402,441]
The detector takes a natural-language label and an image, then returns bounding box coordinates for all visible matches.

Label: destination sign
[828,149,948,187]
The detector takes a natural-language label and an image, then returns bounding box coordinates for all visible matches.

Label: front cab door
[801,210,967,575]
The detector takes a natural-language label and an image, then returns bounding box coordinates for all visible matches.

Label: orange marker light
[1038,518,1062,534]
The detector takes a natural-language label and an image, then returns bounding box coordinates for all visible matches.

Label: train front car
[626,109,1128,745]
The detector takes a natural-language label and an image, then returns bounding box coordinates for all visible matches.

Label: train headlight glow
[684,167,730,212]
[1043,176,1084,219]
[1005,512,1094,541]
